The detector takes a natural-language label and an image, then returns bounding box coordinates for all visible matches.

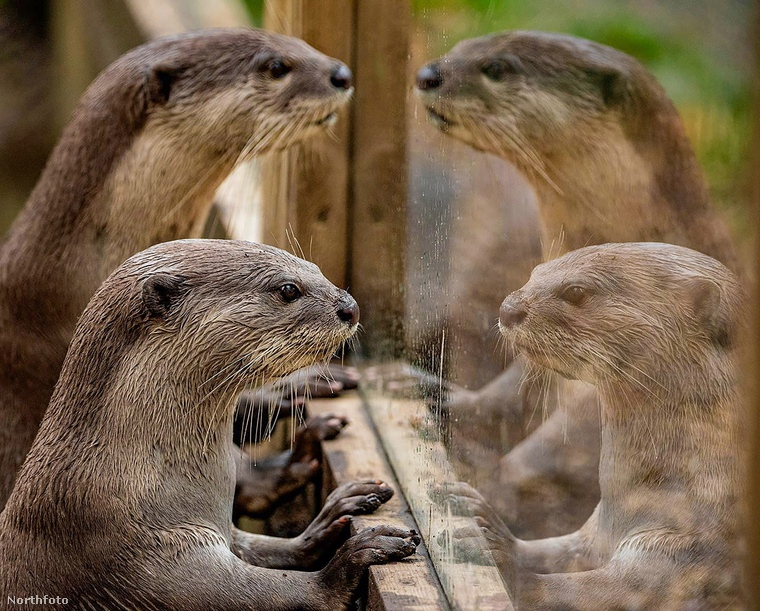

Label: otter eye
[561,286,587,305]
[268,60,292,79]
[482,58,519,82]
[279,284,302,303]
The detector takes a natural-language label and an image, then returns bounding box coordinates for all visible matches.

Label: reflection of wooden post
[349,0,410,357]
[262,0,355,288]
[50,0,144,133]
[50,0,248,133]
[748,3,760,603]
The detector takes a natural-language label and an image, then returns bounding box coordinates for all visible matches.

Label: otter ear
[690,277,732,348]
[588,66,627,106]
[142,274,186,318]
[147,64,182,105]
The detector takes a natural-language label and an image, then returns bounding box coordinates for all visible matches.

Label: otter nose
[330,64,353,90]
[417,63,443,90]
[337,299,360,325]
[499,300,527,329]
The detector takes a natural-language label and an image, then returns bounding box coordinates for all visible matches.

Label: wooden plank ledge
[308,393,450,610]
[364,395,514,610]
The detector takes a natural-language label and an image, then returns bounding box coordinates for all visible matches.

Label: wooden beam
[366,396,515,610]
[261,0,354,287]
[308,394,450,610]
[348,0,410,357]
[746,2,760,605]
[126,0,250,38]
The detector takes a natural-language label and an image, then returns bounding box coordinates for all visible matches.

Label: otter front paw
[234,454,320,521]
[233,414,349,522]
[283,362,360,398]
[293,480,395,567]
[431,482,514,541]
[318,526,420,608]
[300,412,349,445]
[364,362,455,398]
[233,364,358,446]
[424,385,476,420]
[432,482,499,523]
[441,519,511,564]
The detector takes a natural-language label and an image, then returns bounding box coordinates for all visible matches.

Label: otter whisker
[201,352,256,387]
[584,346,666,407]
[200,352,257,403]
[284,225,300,260]
[202,373,245,456]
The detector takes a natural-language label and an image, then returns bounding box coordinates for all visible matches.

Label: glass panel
[361,1,755,608]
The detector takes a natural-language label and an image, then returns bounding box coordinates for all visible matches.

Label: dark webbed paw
[318,525,420,605]
[294,481,395,567]
[234,454,319,521]
[299,412,349,446]
[284,363,360,398]
[233,413,349,521]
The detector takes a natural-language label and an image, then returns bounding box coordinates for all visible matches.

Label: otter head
[498,243,741,395]
[415,31,639,163]
[117,239,359,395]
[126,28,353,160]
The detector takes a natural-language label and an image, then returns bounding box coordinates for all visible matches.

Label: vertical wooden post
[262,0,411,355]
[262,0,355,288]
[348,0,410,357]
[50,0,108,133]
[747,2,760,604]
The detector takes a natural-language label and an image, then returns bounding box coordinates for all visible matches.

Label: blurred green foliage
[241,0,263,26]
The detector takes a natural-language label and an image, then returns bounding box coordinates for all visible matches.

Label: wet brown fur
[491,243,745,608]
[0,239,418,610]
[0,28,352,507]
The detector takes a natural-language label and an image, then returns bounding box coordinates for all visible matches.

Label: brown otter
[413,31,742,536]
[417,31,739,269]
[0,28,353,507]
[0,239,419,609]
[446,243,745,608]
[233,412,348,523]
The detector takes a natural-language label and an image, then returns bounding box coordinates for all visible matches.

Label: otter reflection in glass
[444,243,746,608]
[411,30,741,539]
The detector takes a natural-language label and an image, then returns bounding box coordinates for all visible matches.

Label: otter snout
[416,63,443,90]
[330,63,353,90]
[499,297,527,330]
[337,296,360,326]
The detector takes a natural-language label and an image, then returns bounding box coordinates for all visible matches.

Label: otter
[417,31,739,268]
[233,412,348,523]
[0,28,354,507]
[446,243,745,608]
[0,239,419,609]
[413,31,741,536]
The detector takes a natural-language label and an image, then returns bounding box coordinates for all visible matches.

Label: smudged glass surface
[360,1,754,608]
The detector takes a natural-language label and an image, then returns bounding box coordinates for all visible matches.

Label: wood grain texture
[308,393,450,610]
[348,0,411,357]
[262,0,411,349]
[365,395,515,610]
[261,0,354,287]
